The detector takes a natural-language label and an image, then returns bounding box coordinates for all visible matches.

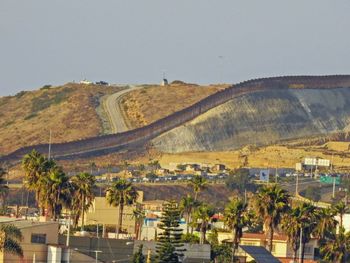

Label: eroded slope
[152,88,350,152]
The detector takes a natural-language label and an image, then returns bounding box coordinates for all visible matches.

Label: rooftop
[0,217,58,229]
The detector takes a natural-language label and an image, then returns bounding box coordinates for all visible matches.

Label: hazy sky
[1,0,350,96]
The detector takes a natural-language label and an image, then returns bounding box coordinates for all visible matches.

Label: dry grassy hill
[121,83,227,128]
[0,83,123,155]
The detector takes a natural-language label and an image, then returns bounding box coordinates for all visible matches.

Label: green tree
[225,168,255,194]
[224,197,249,261]
[0,224,23,258]
[333,201,348,228]
[179,195,196,234]
[193,203,215,244]
[132,244,146,263]
[71,172,96,230]
[22,149,56,215]
[41,167,71,220]
[0,168,9,212]
[189,175,207,201]
[106,179,138,238]
[253,184,290,252]
[156,201,185,263]
[298,202,319,263]
[313,207,337,241]
[304,185,321,202]
[320,227,350,263]
[281,207,300,263]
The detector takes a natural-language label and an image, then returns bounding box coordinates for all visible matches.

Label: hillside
[1,75,350,165]
[152,87,350,152]
[0,83,123,155]
[120,83,227,128]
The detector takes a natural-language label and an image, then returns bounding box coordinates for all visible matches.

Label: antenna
[48,129,52,160]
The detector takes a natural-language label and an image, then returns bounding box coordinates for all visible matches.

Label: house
[218,232,318,263]
[213,164,226,171]
[0,218,60,263]
[83,194,143,239]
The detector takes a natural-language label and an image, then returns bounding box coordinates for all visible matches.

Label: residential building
[0,218,59,263]
[83,194,143,238]
[218,232,318,263]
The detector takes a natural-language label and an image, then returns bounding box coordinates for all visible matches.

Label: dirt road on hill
[104,85,144,133]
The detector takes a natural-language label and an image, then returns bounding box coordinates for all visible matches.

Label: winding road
[104,85,144,133]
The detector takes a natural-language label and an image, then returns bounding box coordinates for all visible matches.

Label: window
[31,234,46,244]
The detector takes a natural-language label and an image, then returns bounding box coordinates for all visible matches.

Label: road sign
[259,170,270,182]
[320,176,340,185]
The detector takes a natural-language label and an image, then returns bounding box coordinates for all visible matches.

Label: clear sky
[1,0,349,96]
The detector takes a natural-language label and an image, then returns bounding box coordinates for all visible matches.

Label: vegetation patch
[30,87,72,113]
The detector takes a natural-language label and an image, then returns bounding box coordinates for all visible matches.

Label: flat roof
[240,245,281,263]
[0,217,58,229]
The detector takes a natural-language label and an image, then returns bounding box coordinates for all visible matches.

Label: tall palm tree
[0,224,23,258]
[333,201,348,228]
[106,179,138,238]
[298,202,319,263]
[281,207,301,263]
[22,149,56,214]
[193,203,215,244]
[179,195,196,234]
[190,175,207,201]
[224,197,249,263]
[0,168,9,211]
[71,172,96,230]
[132,204,145,240]
[320,227,350,263]
[41,167,71,220]
[314,207,337,241]
[253,184,290,252]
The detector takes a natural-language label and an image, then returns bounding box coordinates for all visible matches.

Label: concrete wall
[133,240,211,263]
[59,235,134,263]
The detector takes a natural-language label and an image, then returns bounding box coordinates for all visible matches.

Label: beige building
[0,218,59,263]
[84,193,143,237]
[218,232,318,263]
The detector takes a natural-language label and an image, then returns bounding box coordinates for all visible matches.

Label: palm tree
[281,207,300,263]
[0,224,23,258]
[314,207,337,241]
[333,201,348,228]
[179,195,196,234]
[22,149,56,214]
[189,175,207,201]
[106,179,138,238]
[224,197,249,263]
[193,203,215,244]
[253,184,290,252]
[298,202,319,263]
[132,204,145,240]
[71,172,96,230]
[41,167,71,220]
[320,227,350,263]
[0,168,9,211]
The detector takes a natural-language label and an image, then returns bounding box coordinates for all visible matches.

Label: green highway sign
[320,176,340,185]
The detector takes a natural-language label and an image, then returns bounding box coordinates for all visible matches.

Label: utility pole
[66,211,71,263]
[295,173,299,196]
[48,129,52,160]
[332,177,336,199]
[275,167,278,184]
[299,227,303,263]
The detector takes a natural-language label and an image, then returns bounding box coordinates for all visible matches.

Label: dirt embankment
[120,83,226,128]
